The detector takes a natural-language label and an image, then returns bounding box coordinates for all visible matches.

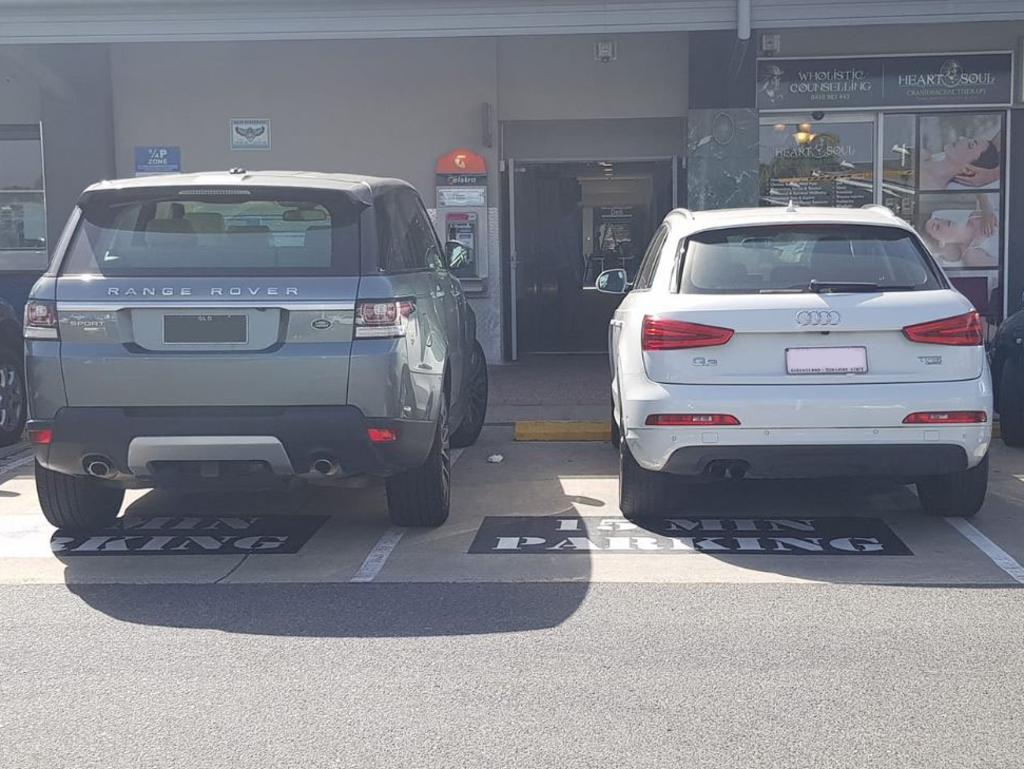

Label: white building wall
[110,38,500,199]
[497,33,688,121]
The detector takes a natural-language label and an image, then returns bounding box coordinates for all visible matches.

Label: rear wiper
[759,282,920,294]
[807,280,883,294]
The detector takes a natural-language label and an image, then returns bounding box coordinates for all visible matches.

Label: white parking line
[0,516,55,558]
[350,527,405,582]
[0,454,34,479]
[349,448,464,583]
[946,517,1024,584]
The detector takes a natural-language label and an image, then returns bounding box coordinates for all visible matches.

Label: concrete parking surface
[1,429,1023,768]
[2,427,1024,586]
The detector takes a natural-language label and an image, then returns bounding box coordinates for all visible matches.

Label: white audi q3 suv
[598,205,992,519]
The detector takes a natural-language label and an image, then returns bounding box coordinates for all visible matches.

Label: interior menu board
[759,120,875,208]
[594,207,636,254]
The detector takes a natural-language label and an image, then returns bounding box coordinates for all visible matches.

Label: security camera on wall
[760,33,781,56]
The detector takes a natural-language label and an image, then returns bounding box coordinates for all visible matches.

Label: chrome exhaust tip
[85,458,115,479]
[311,457,341,477]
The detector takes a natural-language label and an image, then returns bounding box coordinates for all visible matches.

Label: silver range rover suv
[23,170,489,530]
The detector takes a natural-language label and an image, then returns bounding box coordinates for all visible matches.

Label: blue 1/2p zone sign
[134,146,181,176]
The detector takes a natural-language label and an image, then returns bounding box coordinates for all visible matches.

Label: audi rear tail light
[24,300,59,340]
[902,311,983,346]
[903,411,987,425]
[355,299,415,338]
[641,317,734,351]
[645,414,741,426]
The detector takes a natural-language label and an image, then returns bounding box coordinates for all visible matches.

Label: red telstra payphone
[435,148,489,285]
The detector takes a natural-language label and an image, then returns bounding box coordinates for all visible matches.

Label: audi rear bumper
[619,376,992,477]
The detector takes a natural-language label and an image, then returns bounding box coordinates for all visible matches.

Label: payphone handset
[445,211,478,278]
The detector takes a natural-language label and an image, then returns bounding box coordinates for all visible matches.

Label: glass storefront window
[0,125,46,253]
[761,111,1006,275]
[881,112,1005,274]
[759,118,875,208]
[882,114,916,222]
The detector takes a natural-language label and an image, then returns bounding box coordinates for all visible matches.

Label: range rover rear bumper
[29,406,435,486]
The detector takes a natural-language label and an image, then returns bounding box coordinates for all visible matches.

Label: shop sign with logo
[134,146,181,176]
[435,147,487,207]
[756,53,1013,110]
[230,118,271,150]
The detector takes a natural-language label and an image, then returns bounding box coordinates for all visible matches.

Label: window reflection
[0,126,46,252]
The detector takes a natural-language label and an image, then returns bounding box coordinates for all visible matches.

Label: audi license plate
[786,346,867,375]
[164,314,247,344]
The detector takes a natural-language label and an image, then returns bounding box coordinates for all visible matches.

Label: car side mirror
[445,241,471,270]
[596,268,629,294]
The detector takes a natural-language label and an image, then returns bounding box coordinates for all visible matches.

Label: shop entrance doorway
[508,159,675,356]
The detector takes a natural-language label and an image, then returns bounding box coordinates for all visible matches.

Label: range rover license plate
[164,314,247,344]
[786,346,867,375]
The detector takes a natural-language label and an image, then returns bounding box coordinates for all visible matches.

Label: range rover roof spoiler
[79,183,374,208]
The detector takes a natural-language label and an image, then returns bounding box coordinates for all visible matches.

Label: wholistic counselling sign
[756,53,1013,111]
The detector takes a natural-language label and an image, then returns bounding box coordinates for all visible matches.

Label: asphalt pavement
[1,583,1021,769]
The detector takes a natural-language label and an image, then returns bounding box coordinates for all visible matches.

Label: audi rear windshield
[61,187,363,277]
[679,224,946,294]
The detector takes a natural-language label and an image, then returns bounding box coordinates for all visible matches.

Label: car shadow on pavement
[58,428,594,637]
[63,581,591,637]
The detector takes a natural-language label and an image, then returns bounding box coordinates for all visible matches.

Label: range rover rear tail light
[645,414,741,426]
[355,299,415,338]
[903,411,987,425]
[641,317,734,351]
[27,427,53,445]
[902,311,983,346]
[367,427,398,444]
[24,300,59,340]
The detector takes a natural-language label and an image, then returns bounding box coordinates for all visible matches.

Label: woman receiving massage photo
[923,194,999,268]
[919,130,1001,191]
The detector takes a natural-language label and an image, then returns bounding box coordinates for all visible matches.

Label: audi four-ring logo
[796,310,841,326]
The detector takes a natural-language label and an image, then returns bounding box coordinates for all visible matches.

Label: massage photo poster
[909,111,1005,272]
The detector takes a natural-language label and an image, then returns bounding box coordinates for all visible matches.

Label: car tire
[385,395,451,527]
[610,397,621,450]
[35,461,124,532]
[619,438,673,520]
[451,341,488,449]
[998,358,1024,447]
[0,344,26,448]
[916,453,989,518]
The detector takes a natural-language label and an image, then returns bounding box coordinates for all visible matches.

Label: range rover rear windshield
[61,188,362,276]
[679,224,946,294]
